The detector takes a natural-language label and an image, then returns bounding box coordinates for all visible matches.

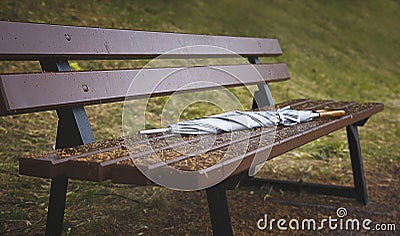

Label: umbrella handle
[318,110,346,118]
[138,127,171,135]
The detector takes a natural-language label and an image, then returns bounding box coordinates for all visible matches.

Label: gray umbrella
[139,106,345,135]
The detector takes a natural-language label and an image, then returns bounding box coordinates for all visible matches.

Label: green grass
[0,0,399,234]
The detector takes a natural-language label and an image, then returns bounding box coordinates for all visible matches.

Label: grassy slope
[0,0,399,234]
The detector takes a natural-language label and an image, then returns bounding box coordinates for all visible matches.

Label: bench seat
[19,99,383,185]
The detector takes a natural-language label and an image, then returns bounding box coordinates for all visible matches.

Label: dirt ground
[1,151,398,235]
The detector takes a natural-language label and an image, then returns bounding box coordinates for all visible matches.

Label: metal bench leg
[347,124,368,205]
[239,120,370,205]
[206,174,242,236]
[39,59,95,235]
[45,176,68,236]
[206,184,234,236]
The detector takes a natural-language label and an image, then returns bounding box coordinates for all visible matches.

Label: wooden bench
[0,21,383,235]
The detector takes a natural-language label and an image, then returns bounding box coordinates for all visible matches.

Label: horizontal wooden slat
[0,21,282,60]
[0,63,290,115]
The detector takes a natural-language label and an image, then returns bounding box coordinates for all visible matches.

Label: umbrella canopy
[139,106,345,135]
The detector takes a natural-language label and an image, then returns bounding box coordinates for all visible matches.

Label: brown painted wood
[18,100,383,184]
[66,136,203,181]
[17,99,297,179]
[0,63,289,115]
[111,102,383,185]
[18,134,172,178]
[0,21,282,61]
[110,162,154,185]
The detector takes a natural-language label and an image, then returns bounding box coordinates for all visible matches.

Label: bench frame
[0,21,376,236]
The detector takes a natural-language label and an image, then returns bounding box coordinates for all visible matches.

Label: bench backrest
[0,21,290,116]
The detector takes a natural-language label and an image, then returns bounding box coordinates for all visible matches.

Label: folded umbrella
[139,106,345,135]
